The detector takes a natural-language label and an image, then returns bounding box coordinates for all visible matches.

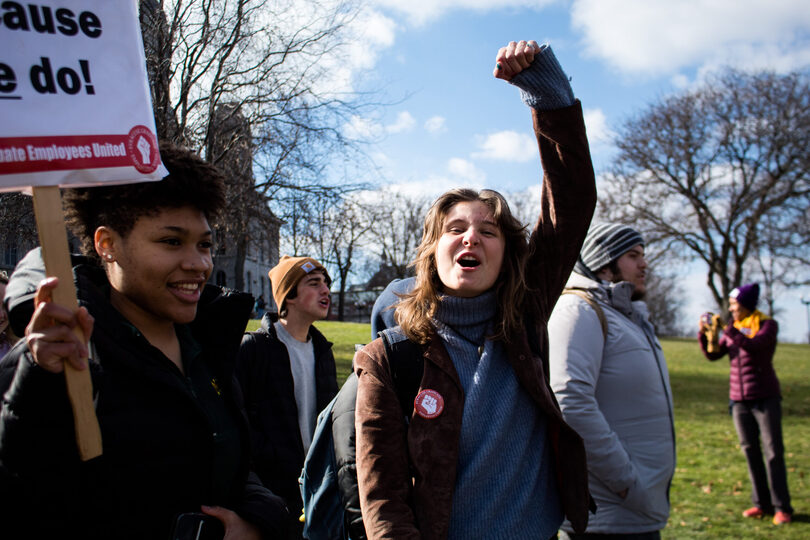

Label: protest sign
[1,0,169,460]
[0,0,167,188]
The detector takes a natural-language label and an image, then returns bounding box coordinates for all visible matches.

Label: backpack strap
[562,288,608,339]
[331,373,365,540]
[379,327,424,422]
[302,330,423,540]
[300,394,345,540]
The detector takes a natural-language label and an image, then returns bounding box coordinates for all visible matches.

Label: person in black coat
[0,143,287,539]
[236,255,339,539]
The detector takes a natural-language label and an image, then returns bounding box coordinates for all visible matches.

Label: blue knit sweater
[434,292,563,540]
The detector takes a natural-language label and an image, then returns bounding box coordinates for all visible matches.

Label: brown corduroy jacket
[354,102,597,540]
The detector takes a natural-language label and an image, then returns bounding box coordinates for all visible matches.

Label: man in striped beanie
[549,223,675,539]
[573,223,647,299]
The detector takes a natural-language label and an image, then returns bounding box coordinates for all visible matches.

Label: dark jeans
[559,531,660,540]
[732,396,793,514]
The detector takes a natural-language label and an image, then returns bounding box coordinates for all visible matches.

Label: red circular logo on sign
[414,389,444,419]
[126,125,160,173]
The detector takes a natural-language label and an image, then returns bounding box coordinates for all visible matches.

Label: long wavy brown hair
[396,188,529,344]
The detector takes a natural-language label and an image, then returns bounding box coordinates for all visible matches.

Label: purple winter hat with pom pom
[730,283,759,311]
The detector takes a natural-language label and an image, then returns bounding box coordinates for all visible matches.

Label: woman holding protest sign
[0,143,287,539]
[353,40,594,539]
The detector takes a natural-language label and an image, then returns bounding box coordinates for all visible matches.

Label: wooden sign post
[31,186,103,460]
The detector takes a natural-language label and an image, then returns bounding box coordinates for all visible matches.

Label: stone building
[212,211,281,305]
[208,103,282,302]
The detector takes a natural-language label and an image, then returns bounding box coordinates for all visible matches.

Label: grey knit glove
[509,44,575,110]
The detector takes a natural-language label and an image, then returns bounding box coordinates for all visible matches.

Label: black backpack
[299,328,423,540]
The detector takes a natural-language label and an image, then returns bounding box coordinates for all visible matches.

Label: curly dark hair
[63,142,225,260]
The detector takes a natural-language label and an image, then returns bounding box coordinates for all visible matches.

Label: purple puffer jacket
[698,319,781,401]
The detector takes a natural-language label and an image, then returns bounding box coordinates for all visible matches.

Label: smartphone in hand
[171,512,225,540]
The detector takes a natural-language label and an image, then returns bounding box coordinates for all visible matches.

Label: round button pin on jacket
[414,389,444,419]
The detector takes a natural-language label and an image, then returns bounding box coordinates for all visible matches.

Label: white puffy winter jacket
[548,272,676,534]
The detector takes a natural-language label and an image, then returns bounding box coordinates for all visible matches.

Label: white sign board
[0,0,168,190]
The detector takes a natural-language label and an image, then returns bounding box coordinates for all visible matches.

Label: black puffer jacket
[0,263,288,540]
[236,312,338,536]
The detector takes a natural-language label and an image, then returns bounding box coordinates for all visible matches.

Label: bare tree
[0,194,38,272]
[139,0,374,289]
[505,187,541,233]
[277,191,313,257]
[139,0,179,141]
[643,268,686,336]
[367,191,431,281]
[275,180,367,258]
[600,69,810,315]
[143,0,362,151]
[324,198,372,320]
[307,192,334,267]
[296,193,372,320]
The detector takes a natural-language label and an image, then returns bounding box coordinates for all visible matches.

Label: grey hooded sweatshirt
[548,272,675,534]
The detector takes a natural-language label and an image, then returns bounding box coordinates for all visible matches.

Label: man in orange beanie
[235,256,338,539]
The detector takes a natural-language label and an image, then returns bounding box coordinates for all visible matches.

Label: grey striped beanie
[575,223,644,276]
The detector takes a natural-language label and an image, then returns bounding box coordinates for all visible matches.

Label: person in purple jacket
[698,283,793,525]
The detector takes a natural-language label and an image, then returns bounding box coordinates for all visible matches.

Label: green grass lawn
[663,338,809,539]
[248,320,809,538]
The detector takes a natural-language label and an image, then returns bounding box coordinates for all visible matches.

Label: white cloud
[571,0,810,76]
[343,115,384,140]
[315,8,398,94]
[358,10,398,49]
[343,9,397,73]
[424,116,447,133]
[370,151,392,167]
[342,111,417,140]
[367,162,489,198]
[373,177,474,199]
[583,108,612,144]
[670,73,691,89]
[386,111,416,134]
[471,130,537,162]
[447,158,486,183]
[372,0,556,27]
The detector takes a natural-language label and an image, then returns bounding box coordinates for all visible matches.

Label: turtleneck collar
[434,289,498,345]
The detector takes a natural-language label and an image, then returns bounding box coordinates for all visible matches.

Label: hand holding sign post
[1,1,168,460]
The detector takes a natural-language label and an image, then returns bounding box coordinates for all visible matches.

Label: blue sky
[331,0,810,340]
